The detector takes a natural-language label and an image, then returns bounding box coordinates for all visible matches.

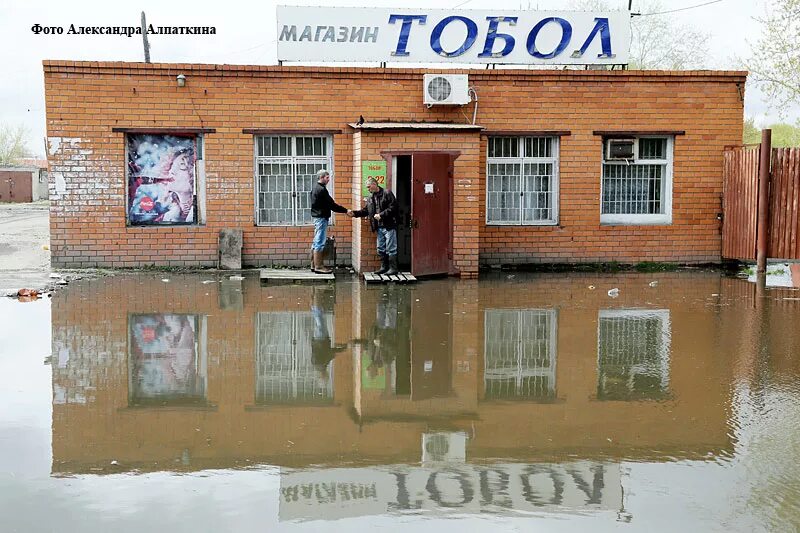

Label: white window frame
[483,308,558,400]
[596,309,671,401]
[600,136,673,225]
[254,135,334,227]
[485,136,560,226]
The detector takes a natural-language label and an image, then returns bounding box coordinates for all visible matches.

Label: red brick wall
[44,61,745,272]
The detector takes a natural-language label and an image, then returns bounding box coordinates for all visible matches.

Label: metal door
[0,171,33,202]
[411,153,451,276]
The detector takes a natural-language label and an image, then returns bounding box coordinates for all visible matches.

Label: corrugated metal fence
[723,146,800,261]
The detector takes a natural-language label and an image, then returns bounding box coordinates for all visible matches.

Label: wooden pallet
[260,268,334,283]
[363,272,417,284]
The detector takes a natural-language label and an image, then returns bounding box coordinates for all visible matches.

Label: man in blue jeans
[310,169,350,274]
[351,177,399,276]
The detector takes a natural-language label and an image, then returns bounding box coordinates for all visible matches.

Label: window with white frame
[486,136,559,225]
[255,135,333,225]
[596,309,670,401]
[601,136,673,224]
[484,309,557,401]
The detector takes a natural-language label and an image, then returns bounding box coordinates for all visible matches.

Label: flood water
[2,271,800,532]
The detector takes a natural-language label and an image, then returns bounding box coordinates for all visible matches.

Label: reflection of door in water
[411,154,451,276]
[411,284,452,400]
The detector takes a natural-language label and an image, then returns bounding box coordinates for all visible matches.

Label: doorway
[394,155,412,271]
[392,153,452,277]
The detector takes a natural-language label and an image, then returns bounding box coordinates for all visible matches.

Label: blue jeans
[377,228,397,256]
[312,217,328,252]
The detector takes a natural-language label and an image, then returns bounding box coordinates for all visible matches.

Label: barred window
[255,312,334,405]
[255,135,333,226]
[487,136,559,225]
[483,309,557,401]
[597,310,670,401]
[601,136,673,224]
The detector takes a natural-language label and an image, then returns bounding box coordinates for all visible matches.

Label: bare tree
[0,124,32,165]
[569,0,710,70]
[746,0,800,114]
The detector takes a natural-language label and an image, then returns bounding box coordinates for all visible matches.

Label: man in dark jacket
[310,169,350,274]
[351,177,399,275]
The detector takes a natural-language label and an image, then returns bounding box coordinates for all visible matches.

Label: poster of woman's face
[129,314,206,403]
[127,135,197,225]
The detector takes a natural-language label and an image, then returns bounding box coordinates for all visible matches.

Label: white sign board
[277,7,630,65]
[279,461,623,521]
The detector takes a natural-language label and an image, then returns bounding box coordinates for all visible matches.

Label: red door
[0,171,33,202]
[411,154,451,276]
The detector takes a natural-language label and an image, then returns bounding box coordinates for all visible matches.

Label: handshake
[345,209,381,221]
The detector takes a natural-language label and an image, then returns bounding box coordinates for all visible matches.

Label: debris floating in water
[649,281,658,287]
[608,288,620,298]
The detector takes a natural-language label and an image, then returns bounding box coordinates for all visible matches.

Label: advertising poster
[127,134,197,225]
[361,160,387,198]
[128,313,207,404]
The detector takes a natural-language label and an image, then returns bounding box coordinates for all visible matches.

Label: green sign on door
[361,160,387,198]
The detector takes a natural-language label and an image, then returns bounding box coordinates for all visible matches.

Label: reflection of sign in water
[128,314,207,404]
[280,462,622,521]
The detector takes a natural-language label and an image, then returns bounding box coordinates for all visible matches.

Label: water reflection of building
[50,273,737,518]
[596,310,671,401]
[484,309,557,401]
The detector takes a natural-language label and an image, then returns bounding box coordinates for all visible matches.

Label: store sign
[279,461,622,521]
[277,7,630,65]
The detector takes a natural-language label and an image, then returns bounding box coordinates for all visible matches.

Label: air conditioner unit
[605,138,637,160]
[421,432,467,463]
[423,74,470,106]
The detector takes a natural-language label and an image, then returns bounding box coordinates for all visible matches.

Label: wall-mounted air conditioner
[421,432,467,463]
[605,138,636,160]
[423,74,471,106]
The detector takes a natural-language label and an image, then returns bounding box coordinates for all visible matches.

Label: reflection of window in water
[597,310,671,401]
[484,309,557,401]
[128,314,207,406]
[255,312,334,404]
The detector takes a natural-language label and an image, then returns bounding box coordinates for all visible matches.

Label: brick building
[44,61,746,276]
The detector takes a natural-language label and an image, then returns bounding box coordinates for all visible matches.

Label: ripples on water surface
[1,271,800,532]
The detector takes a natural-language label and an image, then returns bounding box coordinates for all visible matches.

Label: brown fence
[723,145,800,262]
[768,148,800,259]
[723,146,760,260]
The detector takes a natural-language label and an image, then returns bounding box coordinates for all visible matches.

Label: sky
[0,0,795,157]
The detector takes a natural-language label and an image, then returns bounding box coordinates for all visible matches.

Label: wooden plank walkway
[363,272,417,284]
[260,269,334,282]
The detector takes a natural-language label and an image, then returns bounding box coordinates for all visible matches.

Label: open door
[411,153,451,276]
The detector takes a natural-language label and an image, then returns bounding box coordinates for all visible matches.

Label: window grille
[255,312,334,404]
[596,310,670,401]
[484,309,557,400]
[487,137,559,225]
[601,136,672,224]
[255,135,332,226]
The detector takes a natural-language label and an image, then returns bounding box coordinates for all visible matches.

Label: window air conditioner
[423,74,471,106]
[605,138,636,160]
